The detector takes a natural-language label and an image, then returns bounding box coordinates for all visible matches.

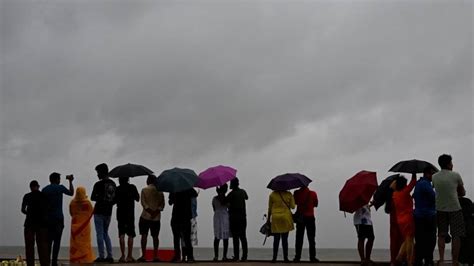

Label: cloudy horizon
[1,0,472,250]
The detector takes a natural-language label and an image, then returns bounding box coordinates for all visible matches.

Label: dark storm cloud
[1,0,472,247]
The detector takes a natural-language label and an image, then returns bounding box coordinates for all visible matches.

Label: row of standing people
[387,154,473,266]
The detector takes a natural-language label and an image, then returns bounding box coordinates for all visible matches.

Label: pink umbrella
[196,165,237,189]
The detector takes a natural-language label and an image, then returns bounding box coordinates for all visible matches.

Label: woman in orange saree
[69,186,95,263]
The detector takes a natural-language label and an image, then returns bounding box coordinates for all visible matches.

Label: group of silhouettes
[20,154,474,266]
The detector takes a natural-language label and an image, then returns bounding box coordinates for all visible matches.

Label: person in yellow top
[267,190,295,262]
[69,186,95,263]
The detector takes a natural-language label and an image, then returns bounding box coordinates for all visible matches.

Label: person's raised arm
[133,185,140,202]
[407,173,416,191]
[91,183,98,202]
[65,175,74,196]
[314,191,319,208]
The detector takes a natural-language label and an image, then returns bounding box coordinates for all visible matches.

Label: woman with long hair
[69,186,95,263]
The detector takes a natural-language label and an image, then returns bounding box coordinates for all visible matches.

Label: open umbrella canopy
[339,170,378,213]
[267,173,312,191]
[373,174,400,212]
[108,163,154,178]
[196,165,237,189]
[155,167,199,193]
[389,159,438,174]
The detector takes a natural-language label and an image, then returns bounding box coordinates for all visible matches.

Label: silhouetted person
[22,180,49,266]
[413,167,436,266]
[169,188,198,262]
[91,163,116,263]
[293,185,319,262]
[116,176,139,262]
[432,154,466,266]
[226,178,248,262]
[459,196,474,265]
[138,175,165,262]
[42,173,74,266]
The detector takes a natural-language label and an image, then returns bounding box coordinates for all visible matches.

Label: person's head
[74,186,88,201]
[95,163,109,180]
[423,166,435,180]
[230,178,239,190]
[147,175,156,185]
[49,172,61,184]
[119,176,129,186]
[216,183,228,195]
[395,175,407,191]
[29,180,40,192]
[438,154,453,170]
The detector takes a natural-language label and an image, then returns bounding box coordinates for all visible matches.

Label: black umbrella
[108,163,154,178]
[389,159,438,174]
[373,174,400,212]
[155,167,199,193]
[267,173,312,191]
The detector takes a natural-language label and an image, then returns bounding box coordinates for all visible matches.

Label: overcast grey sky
[1,0,472,249]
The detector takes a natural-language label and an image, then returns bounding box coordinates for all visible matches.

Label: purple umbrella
[196,165,237,189]
[267,173,312,191]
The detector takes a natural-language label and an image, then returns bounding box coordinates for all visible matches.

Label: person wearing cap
[21,180,49,266]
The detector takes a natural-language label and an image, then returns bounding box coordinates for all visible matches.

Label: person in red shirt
[292,186,319,262]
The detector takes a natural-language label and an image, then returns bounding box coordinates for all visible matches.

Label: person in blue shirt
[413,166,436,266]
[42,172,74,266]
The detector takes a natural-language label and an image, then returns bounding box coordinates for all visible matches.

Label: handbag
[259,221,271,236]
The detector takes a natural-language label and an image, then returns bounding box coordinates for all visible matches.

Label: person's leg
[240,219,248,260]
[436,212,448,263]
[390,213,403,265]
[37,227,50,266]
[306,217,317,261]
[273,233,281,261]
[140,234,147,260]
[214,238,220,260]
[103,215,113,260]
[426,216,437,266]
[24,227,35,266]
[223,239,229,260]
[357,238,365,262]
[406,237,415,266]
[450,210,466,266]
[181,220,193,261]
[366,237,374,262]
[51,221,64,266]
[232,233,240,260]
[282,232,289,262]
[414,217,425,266]
[171,221,181,261]
[294,221,305,261]
[94,215,105,259]
[152,220,161,260]
[119,235,126,261]
[127,236,135,261]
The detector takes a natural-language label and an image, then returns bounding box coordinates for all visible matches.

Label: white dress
[212,197,230,239]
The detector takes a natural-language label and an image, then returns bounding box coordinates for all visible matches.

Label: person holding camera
[42,172,74,266]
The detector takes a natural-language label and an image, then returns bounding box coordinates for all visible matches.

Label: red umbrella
[339,170,378,213]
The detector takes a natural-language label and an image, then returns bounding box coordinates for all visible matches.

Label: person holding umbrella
[115,176,140,263]
[390,174,416,266]
[169,188,198,262]
[267,188,295,263]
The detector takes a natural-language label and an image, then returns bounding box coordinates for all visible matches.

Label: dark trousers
[171,219,193,260]
[414,216,436,266]
[273,232,289,260]
[230,217,248,260]
[214,238,229,259]
[48,219,64,266]
[294,216,316,260]
[24,227,49,266]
